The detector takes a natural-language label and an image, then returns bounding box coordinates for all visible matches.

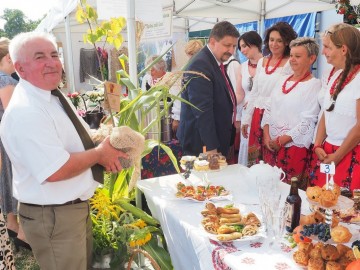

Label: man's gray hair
[145,55,167,72]
[9,32,58,62]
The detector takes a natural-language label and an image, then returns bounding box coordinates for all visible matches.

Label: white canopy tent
[36,0,338,92]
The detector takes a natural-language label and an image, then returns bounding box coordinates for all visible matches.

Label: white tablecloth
[137,164,359,270]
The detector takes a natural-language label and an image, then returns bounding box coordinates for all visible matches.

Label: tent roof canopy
[172,0,335,23]
[37,0,336,33]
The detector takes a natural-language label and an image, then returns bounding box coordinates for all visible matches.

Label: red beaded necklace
[265,55,284,75]
[282,71,311,94]
[329,64,360,96]
[327,67,335,84]
[248,60,257,68]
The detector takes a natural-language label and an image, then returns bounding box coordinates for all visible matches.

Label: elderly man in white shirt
[0,31,127,270]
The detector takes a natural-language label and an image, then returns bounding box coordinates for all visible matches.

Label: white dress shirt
[0,79,98,204]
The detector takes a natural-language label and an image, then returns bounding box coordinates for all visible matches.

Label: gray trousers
[19,201,93,270]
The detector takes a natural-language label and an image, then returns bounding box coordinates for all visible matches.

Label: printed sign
[105,82,121,112]
[142,8,173,40]
[320,163,336,175]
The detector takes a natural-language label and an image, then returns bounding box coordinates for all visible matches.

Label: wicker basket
[126,248,161,270]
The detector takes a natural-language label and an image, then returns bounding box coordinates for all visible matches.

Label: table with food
[137,163,360,270]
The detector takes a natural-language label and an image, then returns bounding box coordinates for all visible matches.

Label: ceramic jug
[248,160,286,182]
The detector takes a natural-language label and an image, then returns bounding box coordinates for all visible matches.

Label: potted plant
[75,1,185,268]
[82,88,105,129]
[90,178,170,269]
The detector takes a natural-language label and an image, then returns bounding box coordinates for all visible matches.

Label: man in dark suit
[177,21,240,157]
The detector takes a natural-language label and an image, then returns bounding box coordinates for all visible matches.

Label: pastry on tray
[319,190,338,208]
[330,225,352,243]
[200,204,261,242]
[175,182,229,201]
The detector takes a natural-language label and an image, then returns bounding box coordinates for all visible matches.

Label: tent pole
[127,0,138,88]
[64,15,75,92]
[259,0,265,37]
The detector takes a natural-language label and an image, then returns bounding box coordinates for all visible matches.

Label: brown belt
[21,198,84,207]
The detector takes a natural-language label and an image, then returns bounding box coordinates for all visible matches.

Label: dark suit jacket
[177,46,236,156]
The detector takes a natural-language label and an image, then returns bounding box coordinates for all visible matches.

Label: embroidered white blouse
[241,57,292,125]
[261,76,321,148]
[236,60,252,121]
[323,72,360,146]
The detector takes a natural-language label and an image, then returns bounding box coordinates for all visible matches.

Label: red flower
[338,7,346,14]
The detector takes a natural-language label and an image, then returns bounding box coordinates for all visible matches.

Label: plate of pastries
[293,241,358,269]
[200,202,265,242]
[306,184,354,210]
[300,211,358,244]
[180,152,228,172]
[175,182,231,202]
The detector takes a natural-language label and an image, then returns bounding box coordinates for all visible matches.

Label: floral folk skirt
[247,108,264,166]
[263,145,310,190]
[308,141,360,191]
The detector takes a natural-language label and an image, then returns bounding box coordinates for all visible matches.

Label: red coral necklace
[248,61,257,68]
[265,55,284,75]
[282,71,311,94]
[329,64,360,96]
[327,67,335,84]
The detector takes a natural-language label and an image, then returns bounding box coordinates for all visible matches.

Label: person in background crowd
[141,55,167,91]
[224,54,245,164]
[177,21,240,157]
[172,39,204,136]
[0,37,16,269]
[1,31,127,269]
[241,22,296,166]
[0,37,30,250]
[236,31,263,166]
[184,39,204,58]
[141,55,181,140]
[262,37,321,187]
[310,23,360,191]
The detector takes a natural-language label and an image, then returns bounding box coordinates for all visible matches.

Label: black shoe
[13,237,32,252]
[7,229,17,238]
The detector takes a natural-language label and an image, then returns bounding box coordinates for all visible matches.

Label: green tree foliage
[0,9,42,39]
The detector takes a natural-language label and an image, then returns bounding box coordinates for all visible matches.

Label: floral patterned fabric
[141,140,183,179]
[247,108,265,166]
[217,239,301,270]
[309,141,360,191]
[263,145,311,189]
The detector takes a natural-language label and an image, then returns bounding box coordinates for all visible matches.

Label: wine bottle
[285,177,302,233]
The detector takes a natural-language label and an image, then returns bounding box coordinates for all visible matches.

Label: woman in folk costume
[262,37,321,188]
[236,31,263,166]
[241,22,296,166]
[310,23,360,191]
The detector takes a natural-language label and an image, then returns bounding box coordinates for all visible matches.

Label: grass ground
[11,240,154,270]
[12,240,39,270]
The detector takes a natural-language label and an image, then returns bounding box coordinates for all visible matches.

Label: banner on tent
[142,8,173,41]
[97,0,162,23]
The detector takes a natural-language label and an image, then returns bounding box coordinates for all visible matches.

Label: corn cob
[115,198,159,226]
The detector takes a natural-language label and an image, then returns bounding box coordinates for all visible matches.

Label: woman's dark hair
[238,31,262,52]
[263,22,297,57]
[325,23,360,112]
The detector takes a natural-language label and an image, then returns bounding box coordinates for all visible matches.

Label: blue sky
[0,0,56,29]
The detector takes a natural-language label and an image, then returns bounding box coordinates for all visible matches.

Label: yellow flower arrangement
[90,185,172,269]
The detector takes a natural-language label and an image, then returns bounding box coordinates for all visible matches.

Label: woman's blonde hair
[0,37,10,61]
[324,23,360,112]
[185,40,203,57]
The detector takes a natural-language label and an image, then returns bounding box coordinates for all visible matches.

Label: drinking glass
[268,207,287,250]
